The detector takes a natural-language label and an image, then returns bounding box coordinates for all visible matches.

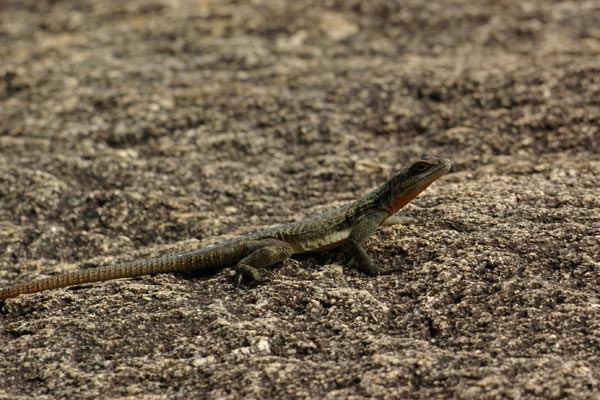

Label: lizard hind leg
[234,239,294,283]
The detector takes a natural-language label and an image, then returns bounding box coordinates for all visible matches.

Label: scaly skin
[0,157,451,299]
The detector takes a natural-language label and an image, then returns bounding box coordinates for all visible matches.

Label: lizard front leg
[234,239,294,283]
[346,210,397,276]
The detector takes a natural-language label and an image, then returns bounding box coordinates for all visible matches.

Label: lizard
[0,157,451,300]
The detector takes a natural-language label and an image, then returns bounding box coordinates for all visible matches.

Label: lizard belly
[293,229,351,253]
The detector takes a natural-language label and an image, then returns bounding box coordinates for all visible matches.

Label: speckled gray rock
[1,0,599,399]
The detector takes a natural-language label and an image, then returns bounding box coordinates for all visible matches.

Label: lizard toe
[234,264,270,285]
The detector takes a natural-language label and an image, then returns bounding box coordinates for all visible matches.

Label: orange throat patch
[388,176,440,215]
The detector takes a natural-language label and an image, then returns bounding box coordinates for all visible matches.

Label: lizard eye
[411,161,431,173]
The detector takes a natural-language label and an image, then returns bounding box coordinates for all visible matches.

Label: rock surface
[1,0,599,398]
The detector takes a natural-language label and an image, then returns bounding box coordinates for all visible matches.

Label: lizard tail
[0,243,243,300]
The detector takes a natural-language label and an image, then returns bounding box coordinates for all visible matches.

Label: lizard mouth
[416,158,452,181]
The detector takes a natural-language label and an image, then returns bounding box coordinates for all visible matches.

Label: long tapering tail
[0,240,247,300]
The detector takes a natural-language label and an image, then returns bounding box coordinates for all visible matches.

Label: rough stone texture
[1,0,599,399]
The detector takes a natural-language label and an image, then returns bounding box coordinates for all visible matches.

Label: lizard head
[385,157,452,214]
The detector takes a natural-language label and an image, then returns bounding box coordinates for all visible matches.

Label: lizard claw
[349,259,403,276]
[233,264,271,285]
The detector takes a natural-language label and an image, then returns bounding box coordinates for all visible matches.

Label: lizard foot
[233,264,270,285]
[350,260,403,276]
